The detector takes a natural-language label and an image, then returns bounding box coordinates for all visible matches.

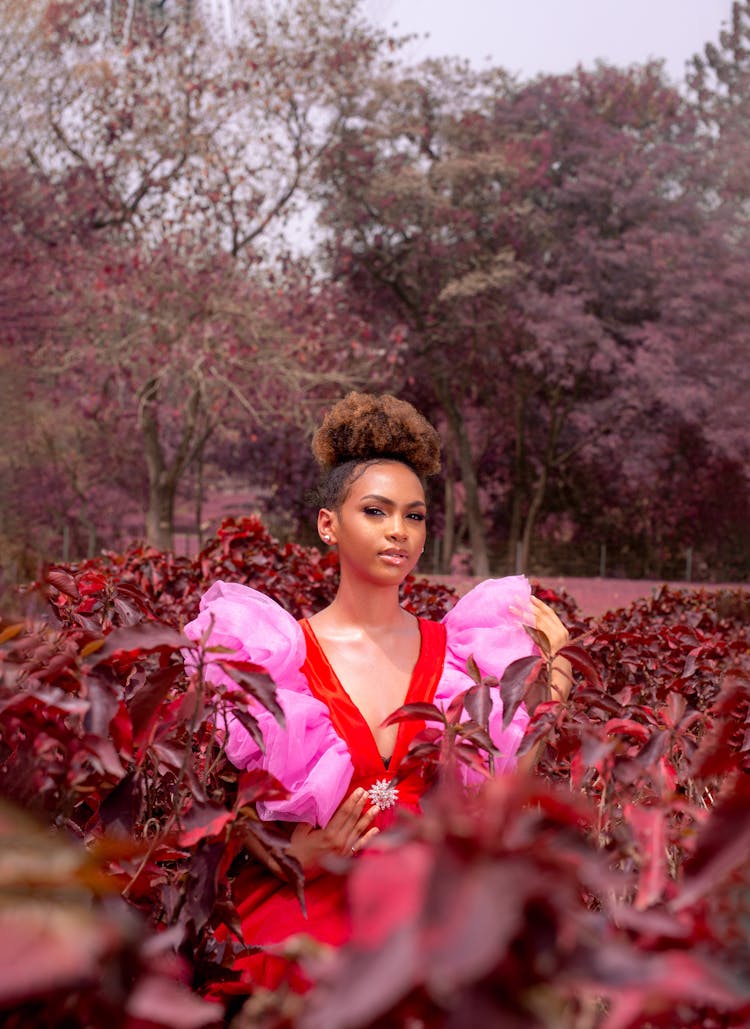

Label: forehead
[347,461,425,504]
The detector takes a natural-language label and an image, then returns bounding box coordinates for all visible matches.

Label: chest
[316,629,422,757]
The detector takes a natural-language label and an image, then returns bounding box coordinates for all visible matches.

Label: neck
[327,573,406,631]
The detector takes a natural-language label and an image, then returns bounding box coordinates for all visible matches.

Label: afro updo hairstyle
[311,392,441,509]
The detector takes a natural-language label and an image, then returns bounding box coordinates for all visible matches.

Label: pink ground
[428,575,748,618]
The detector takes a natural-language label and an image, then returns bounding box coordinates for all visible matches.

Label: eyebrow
[360,493,427,509]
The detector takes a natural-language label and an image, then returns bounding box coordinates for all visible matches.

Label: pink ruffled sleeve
[436,576,537,778]
[183,581,353,826]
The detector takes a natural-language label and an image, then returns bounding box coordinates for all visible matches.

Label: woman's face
[320,461,427,586]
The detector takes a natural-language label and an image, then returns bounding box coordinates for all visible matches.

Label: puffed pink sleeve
[183,581,353,826]
[436,576,537,778]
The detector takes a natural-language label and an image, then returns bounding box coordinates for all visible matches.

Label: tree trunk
[507,388,527,573]
[440,449,456,573]
[518,394,563,574]
[195,440,205,549]
[145,474,178,551]
[436,382,490,578]
[520,465,547,574]
[141,380,178,550]
[139,376,211,551]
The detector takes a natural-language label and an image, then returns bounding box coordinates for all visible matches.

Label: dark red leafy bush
[34,516,458,632]
[1,519,749,1027]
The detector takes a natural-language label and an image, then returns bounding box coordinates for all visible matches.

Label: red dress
[184,577,537,996]
[228,617,447,992]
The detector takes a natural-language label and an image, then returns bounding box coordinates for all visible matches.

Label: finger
[509,602,535,624]
[330,788,368,835]
[354,803,379,835]
[351,825,380,855]
[530,598,560,628]
[351,826,380,855]
[530,597,552,617]
[341,803,378,853]
[336,787,367,819]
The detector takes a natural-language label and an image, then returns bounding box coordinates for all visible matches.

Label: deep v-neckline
[299,617,445,775]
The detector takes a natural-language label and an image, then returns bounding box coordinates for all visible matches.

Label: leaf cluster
[2,523,750,1026]
[291,587,750,1028]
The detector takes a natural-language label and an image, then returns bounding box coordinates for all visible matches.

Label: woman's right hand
[287,787,380,876]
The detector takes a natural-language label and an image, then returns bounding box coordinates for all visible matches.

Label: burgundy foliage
[1,522,750,1027]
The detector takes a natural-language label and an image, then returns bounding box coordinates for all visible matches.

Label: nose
[386,517,407,542]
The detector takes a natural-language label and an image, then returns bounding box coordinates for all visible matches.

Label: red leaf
[82,735,126,780]
[229,706,266,754]
[125,973,222,1027]
[465,653,482,685]
[128,665,183,744]
[690,673,750,779]
[77,570,109,596]
[556,644,602,689]
[464,682,492,731]
[455,721,497,755]
[573,687,623,718]
[235,769,288,808]
[625,804,667,910]
[453,743,493,777]
[178,803,234,847]
[219,661,284,725]
[674,774,750,911]
[604,718,651,743]
[349,842,431,949]
[93,623,190,662]
[421,857,529,991]
[588,948,745,1013]
[499,655,543,729]
[108,702,133,760]
[524,623,550,656]
[382,702,447,727]
[45,568,80,601]
[0,904,112,1004]
[662,691,688,728]
[445,689,467,725]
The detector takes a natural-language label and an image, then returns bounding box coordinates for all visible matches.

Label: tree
[34,236,375,550]
[3,0,384,256]
[683,0,750,478]
[316,58,709,574]
[1,0,389,552]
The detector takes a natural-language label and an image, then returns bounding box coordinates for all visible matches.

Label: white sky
[368,0,735,86]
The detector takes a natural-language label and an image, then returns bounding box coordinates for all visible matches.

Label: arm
[532,595,572,703]
[516,596,571,774]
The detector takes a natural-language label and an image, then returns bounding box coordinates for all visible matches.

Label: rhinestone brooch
[366,778,399,810]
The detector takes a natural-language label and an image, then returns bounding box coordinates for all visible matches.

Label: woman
[184,392,570,993]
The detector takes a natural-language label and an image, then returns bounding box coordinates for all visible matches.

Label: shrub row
[0,518,748,1026]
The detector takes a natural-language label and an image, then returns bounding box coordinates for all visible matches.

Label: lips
[379,549,408,563]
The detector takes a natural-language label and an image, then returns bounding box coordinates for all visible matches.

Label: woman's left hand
[515,595,573,774]
[529,595,569,658]
[529,595,572,704]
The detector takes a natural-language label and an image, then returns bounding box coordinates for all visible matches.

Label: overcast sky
[366,0,735,87]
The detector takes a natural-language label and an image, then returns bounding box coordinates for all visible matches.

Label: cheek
[412,523,427,551]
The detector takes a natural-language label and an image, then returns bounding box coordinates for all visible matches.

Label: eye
[364,507,385,517]
[408,512,427,522]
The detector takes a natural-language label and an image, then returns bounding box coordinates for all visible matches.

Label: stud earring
[323,535,330,543]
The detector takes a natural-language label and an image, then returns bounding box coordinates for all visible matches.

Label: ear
[317,508,337,545]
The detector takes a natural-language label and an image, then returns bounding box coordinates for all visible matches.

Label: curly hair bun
[312,392,441,477]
